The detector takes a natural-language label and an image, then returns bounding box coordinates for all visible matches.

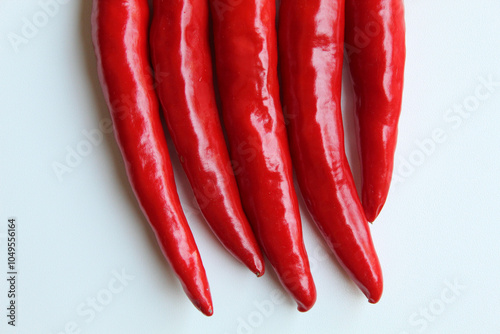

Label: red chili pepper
[209,0,317,311]
[91,0,212,316]
[149,0,265,276]
[344,0,406,222]
[278,0,383,304]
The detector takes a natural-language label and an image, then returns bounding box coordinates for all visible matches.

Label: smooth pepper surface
[345,0,406,222]
[150,0,265,276]
[209,0,317,312]
[92,0,212,316]
[279,0,383,303]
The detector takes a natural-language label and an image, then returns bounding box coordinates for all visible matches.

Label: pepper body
[209,0,316,311]
[344,0,406,222]
[91,0,212,316]
[279,0,383,303]
[150,0,265,276]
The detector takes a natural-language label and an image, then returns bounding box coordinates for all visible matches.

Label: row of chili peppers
[91,0,405,315]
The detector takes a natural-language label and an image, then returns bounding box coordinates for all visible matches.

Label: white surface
[1,0,500,333]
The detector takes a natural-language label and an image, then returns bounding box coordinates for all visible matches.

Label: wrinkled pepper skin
[279,0,383,303]
[344,0,406,222]
[209,0,317,311]
[91,0,212,316]
[150,0,265,276]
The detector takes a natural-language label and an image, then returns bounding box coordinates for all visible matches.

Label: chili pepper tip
[297,304,312,313]
[200,305,213,317]
[363,201,384,223]
[250,260,265,277]
[365,285,383,304]
[295,293,317,312]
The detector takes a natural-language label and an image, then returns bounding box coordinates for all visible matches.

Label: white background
[1,0,500,333]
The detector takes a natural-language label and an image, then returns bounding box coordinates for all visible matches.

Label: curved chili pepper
[344,0,406,222]
[149,0,265,276]
[278,0,383,303]
[209,0,316,312]
[91,0,212,316]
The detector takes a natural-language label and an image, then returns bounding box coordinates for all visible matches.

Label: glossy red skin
[279,0,383,303]
[345,0,406,222]
[91,0,212,316]
[149,0,265,277]
[209,0,316,312]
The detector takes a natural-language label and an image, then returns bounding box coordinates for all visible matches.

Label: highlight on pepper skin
[278,0,385,304]
[90,0,405,314]
[345,0,406,223]
[208,0,317,311]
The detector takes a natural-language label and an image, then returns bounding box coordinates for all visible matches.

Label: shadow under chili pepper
[341,63,363,198]
[78,0,180,294]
